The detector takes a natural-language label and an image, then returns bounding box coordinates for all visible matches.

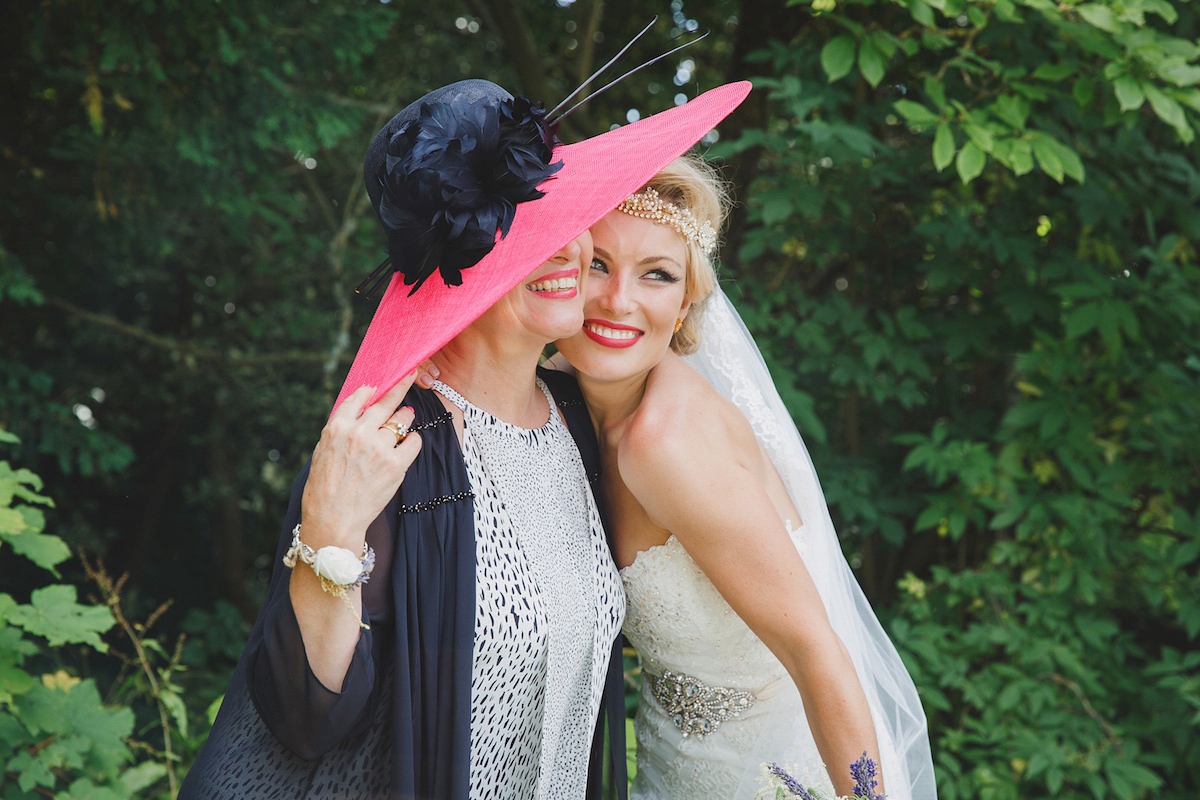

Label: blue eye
[590,257,608,273]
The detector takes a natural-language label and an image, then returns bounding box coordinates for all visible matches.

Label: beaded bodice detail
[620,523,828,800]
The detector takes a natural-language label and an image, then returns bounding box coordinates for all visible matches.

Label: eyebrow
[594,247,684,270]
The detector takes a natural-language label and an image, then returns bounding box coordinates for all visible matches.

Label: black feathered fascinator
[360,81,561,297]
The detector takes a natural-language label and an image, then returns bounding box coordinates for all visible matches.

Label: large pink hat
[333,79,751,412]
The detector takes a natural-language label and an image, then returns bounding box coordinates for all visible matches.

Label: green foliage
[0,433,150,797]
[2,0,1197,796]
[720,0,1200,797]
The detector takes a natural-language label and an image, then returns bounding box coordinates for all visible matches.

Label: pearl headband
[616,187,717,255]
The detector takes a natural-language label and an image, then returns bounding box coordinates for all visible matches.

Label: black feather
[374,94,562,295]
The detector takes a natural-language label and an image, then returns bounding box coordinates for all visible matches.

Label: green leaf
[1073,76,1095,107]
[1159,62,1200,87]
[1009,139,1034,175]
[924,75,948,109]
[0,506,25,535]
[162,689,189,738]
[1,529,71,572]
[1143,0,1178,23]
[119,763,168,794]
[963,117,995,151]
[858,37,886,88]
[1114,75,1145,111]
[910,0,935,27]
[1032,63,1075,82]
[820,36,857,82]
[7,585,114,650]
[1179,89,1200,114]
[895,99,939,126]
[16,681,133,775]
[1077,3,1119,32]
[206,693,225,725]
[955,141,986,183]
[933,123,955,171]
[1050,140,1085,183]
[1144,84,1188,129]
[760,194,794,226]
[1031,136,1064,183]
[991,94,1030,129]
[1065,302,1101,338]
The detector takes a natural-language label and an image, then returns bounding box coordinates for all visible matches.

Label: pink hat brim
[333,80,751,413]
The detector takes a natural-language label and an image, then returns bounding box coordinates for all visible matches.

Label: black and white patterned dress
[433,379,625,800]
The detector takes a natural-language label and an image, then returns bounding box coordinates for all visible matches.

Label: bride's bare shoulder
[620,353,754,475]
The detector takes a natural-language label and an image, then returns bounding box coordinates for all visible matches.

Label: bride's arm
[619,406,882,797]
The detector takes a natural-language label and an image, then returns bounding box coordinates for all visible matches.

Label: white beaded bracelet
[283,523,376,630]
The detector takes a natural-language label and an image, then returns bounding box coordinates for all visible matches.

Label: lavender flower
[766,762,821,800]
[849,753,883,800]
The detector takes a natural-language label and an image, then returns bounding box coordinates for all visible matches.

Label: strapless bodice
[621,534,789,692]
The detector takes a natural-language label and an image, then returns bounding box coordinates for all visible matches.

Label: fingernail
[429,364,441,377]
[402,405,414,414]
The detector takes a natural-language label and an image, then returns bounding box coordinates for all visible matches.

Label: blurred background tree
[1,0,1197,797]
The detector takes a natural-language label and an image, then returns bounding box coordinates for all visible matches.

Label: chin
[559,334,651,382]
[533,311,585,342]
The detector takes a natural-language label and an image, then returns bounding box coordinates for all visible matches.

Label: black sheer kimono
[179,369,627,800]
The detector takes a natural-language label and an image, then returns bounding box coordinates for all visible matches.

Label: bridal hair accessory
[283,524,376,630]
[331,31,750,414]
[617,187,718,254]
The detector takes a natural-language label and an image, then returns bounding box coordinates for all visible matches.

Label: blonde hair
[632,154,730,354]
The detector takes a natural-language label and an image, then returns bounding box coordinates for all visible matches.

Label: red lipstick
[582,318,644,349]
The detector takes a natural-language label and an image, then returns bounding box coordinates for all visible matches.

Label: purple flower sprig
[759,754,885,800]
[766,762,822,799]
[849,753,883,800]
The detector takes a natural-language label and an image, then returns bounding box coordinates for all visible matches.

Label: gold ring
[380,421,409,444]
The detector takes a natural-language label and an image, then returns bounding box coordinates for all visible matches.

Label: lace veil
[683,286,938,799]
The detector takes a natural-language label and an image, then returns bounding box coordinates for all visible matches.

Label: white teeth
[586,323,640,340]
[527,276,578,292]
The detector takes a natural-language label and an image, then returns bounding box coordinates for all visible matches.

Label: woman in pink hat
[180,81,750,800]
[553,156,937,800]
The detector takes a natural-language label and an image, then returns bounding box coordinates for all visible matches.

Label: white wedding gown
[619,288,937,800]
[622,527,835,799]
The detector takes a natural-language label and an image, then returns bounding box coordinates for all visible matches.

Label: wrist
[296,515,364,549]
[284,523,375,630]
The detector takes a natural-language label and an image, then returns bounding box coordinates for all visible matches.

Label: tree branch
[47,296,347,367]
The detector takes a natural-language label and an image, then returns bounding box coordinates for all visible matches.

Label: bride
[553,156,937,799]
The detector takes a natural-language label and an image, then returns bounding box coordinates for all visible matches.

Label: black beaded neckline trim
[398,489,475,515]
[410,411,453,432]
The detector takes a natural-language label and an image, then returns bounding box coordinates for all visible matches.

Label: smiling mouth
[583,320,644,348]
[526,275,578,293]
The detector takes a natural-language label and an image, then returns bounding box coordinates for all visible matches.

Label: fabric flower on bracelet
[283,524,376,629]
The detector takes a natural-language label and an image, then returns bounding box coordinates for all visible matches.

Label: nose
[551,231,592,265]
[594,266,634,317]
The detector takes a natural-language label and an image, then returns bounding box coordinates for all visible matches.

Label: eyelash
[590,258,681,284]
